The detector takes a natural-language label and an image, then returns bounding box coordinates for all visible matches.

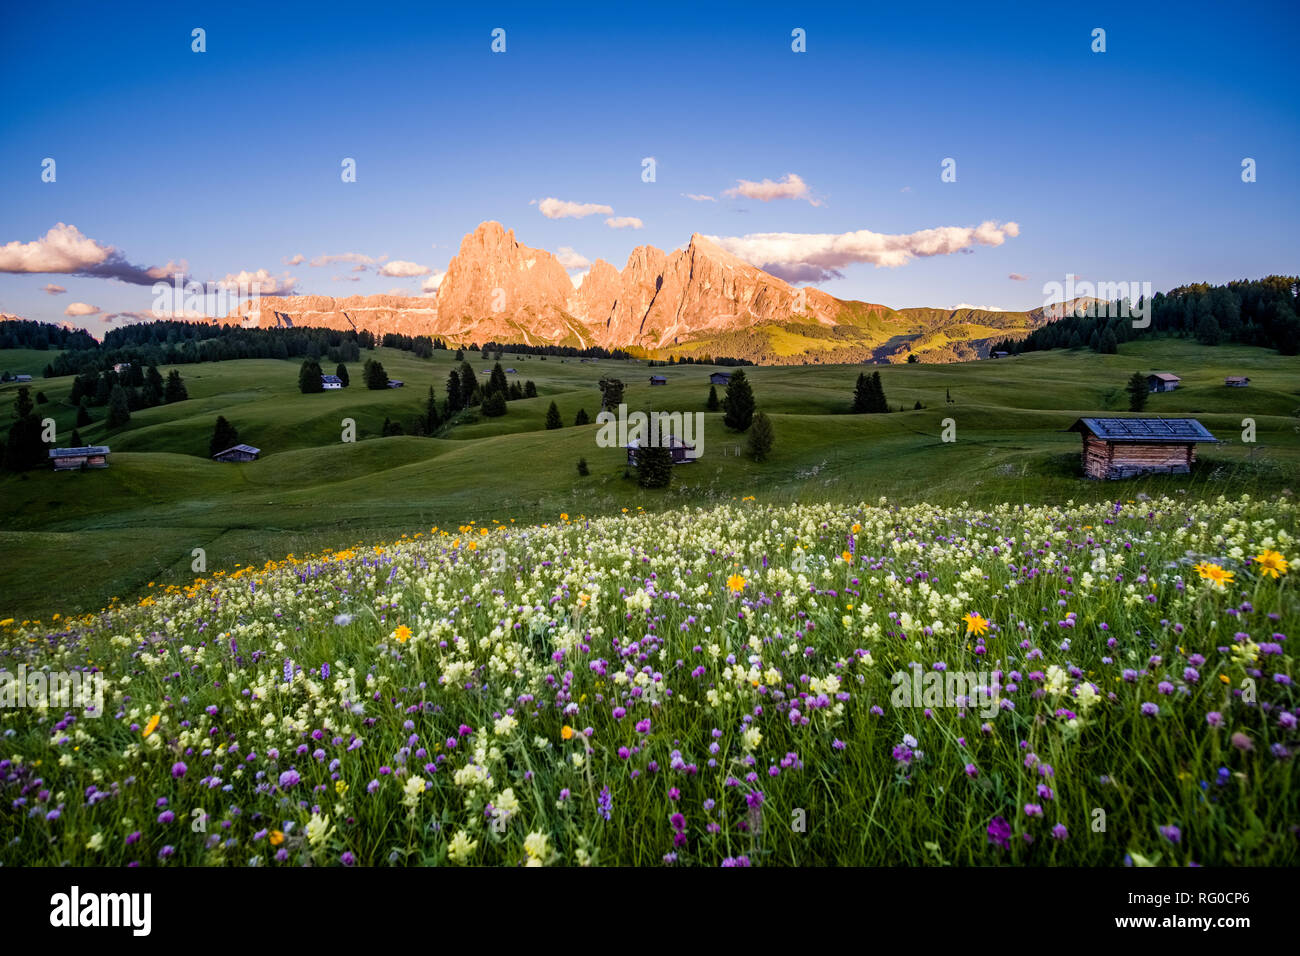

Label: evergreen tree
[127,364,144,387]
[706,385,720,411]
[75,402,92,427]
[70,428,83,447]
[364,359,389,390]
[746,411,775,462]
[299,359,324,394]
[1100,328,1118,354]
[454,349,464,361]
[868,371,889,412]
[851,373,871,413]
[577,457,590,476]
[3,387,43,471]
[545,401,563,429]
[209,416,239,457]
[336,363,350,387]
[1195,313,1223,345]
[722,368,756,431]
[35,391,47,404]
[424,386,442,433]
[489,363,509,397]
[481,390,507,417]
[458,361,479,407]
[574,408,590,426]
[508,381,523,400]
[913,400,923,409]
[164,369,188,403]
[1126,372,1149,412]
[636,443,673,488]
[524,380,538,399]
[597,376,625,411]
[144,366,164,406]
[93,373,112,406]
[107,384,131,428]
[445,370,463,412]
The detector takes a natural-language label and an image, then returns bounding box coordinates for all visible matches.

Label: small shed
[13,374,32,383]
[1066,418,1217,480]
[1225,376,1250,387]
[649,375,667,386]
[991,351,1009,359]
[213,444,260,463]
[387,380,404,388]
[321,374,343,390]
[506,368,517,374]
[1146,373,1181,393]
[49,446,110,470]
[709,372,732,386]
[626,435,697,466]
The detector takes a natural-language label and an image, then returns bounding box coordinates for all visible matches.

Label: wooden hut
[626,435,697,466]
[49,446,110,470]
[1066,418,1217,480]
[212,444,261,463]
[1224,376,1250,387]
[709,371,732,386]
[649,375,667,386]
[1146,373,1180,393]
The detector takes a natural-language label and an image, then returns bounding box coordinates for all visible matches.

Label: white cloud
[683,193,716,202]
[0,222,183,285]
[214,269,298,295]
[309,252,382,268]
[333,274,362,282]
[951,303,1008,313]
[723,173,821,205]
[64,301,100,316]
[533,197,614,220]
[377,260,431,278]
[605,216,644,230]
[421,271,446,293]
[707,220,1021,282]
[555,246,590,269]
[42,283,66,295]
[283,253,305,266]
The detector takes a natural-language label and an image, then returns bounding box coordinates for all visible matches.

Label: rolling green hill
[1,339,1297,619]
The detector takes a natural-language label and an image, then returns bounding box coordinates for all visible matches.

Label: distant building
[1146,373,1181,393]
[49,446,110,470]
[13,374,32,382]
[387,380,404,388]
[626,435,698,466]
[321,374,343,390]
[991,351,1010,359]
[1066,417,1217,480]
[112,362,131,374]
[506,368,517,374]
[709,372,732,386]
[212,444,261,463]
[1224,376,1250,387]
[649,375,667,386]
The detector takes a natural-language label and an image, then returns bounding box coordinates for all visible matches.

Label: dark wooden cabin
[49,446,110,470]
[1066,418,1217,480]
[1146,373,1180,393]
[212,444,261,463]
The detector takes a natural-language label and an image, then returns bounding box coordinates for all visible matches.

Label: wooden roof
[49,446,110,457]
[1147,372,1181,382]
[1067,418,1217,443]
[213,444,260,457]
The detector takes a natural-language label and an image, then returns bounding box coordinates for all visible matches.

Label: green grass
[1,339,1297,619]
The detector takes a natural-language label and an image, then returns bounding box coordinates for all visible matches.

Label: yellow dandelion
[962,613,989,636]
[1252,550,1289,579]
[394,624,412,644]
[726,573,746,593]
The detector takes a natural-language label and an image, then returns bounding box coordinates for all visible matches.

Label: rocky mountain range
[220,221,1061,364]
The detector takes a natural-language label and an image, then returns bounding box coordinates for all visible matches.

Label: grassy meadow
[0,338,1297,621]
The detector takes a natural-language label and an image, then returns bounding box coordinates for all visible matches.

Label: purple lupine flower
[597,786,612,821]
[987,816,1011,850]
[1051,823,1069,841]
[171,762,187,778]
[1159,824,1182,844]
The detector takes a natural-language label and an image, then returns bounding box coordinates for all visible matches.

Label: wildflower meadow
[0,495,1295,867]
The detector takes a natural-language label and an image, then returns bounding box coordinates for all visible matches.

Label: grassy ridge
[0,338,1297,620]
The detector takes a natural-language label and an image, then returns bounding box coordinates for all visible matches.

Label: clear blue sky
[1,0,1296,332]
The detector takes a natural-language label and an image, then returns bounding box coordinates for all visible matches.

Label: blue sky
[1,0,1296,333]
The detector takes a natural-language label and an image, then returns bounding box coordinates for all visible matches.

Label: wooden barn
[1225,376,1250,387]
[709,371,732,386]
[212,444,260,463]
[1067,418,1217,480]
[49,446,110,471]
[649,375,667,386]
[626,435,697,466]
[1146,372,1181,393]
[321,374,343,390]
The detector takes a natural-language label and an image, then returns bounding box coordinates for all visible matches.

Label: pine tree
[489,363,509,397]
[706,385,720,411]
[458,362,479,407]
[481,390,507,417]
[574,408,590,426]
[209,416,239,457]
[1126,372,1149,412]
[524,380,538,399]
[75,402,92,427]
[577,457,589,476]
[93,374,112,406]
[299,359,324,394]
[597,376,625,411]
[722,369,756,431]
[1100,329,1118,354]
[364,359,389,390]
[107,384,131,428]
[424,386,442,433]
[164,369,188,403]
[143,366,164,406]
[446,370,463,412]
[746,411,775,462]
[545,401,562,429]
[336,363,350,387]
[70,428,83,447]
[851,373,871,413]
[3,387,43,471]
[636,443,673,488]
